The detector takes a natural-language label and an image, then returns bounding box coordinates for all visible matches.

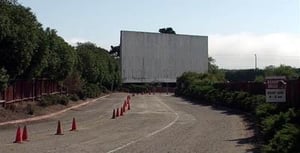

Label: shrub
[261,109,296,141]
[262,123,300,153]
[82,83,101,98]
[39,94,69,106]
[76,90,87,100]
[256,103,279,120]
[58,95,69,106]
[69,94,79,101]
[39,95,57,107]
[26,104,34,115]
[126,84,149,93]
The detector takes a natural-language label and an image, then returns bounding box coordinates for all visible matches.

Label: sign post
[265,76,286,103]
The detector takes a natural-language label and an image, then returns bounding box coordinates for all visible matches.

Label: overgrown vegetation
[176,72,300,153]
[39,95,69,107]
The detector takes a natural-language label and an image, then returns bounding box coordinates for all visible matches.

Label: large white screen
[121,31,208,83]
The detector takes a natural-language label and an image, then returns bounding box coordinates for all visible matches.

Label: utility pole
[254,54,257,70]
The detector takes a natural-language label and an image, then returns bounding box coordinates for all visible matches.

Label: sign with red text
[265,76,286,102]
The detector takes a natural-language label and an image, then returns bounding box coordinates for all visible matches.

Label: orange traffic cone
[128,101,131,110]
[127,95,131,101]
[14,126,22,143]
[120,107,123,116]
[112,109,116,119]
[70,118,77,131]
[116,108,119,117]
[22,125,28,141]
[123,100,127,111]
[55,120,64,135]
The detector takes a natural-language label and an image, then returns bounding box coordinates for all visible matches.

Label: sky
[18,0,300,69]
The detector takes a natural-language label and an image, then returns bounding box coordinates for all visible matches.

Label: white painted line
[147,97,179,137]
[106,96,179,153]
[0,95,110,126]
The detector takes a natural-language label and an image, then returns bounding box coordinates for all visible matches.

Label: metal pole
[255,54,257,69]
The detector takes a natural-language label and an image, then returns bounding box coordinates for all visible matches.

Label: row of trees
[224,65,300,82]
[0,0,120,95]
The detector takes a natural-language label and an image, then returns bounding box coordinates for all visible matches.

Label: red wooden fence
[0,79,62,106]
[214,81,300,107]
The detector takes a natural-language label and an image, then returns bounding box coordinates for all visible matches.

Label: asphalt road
[0,93,253,153]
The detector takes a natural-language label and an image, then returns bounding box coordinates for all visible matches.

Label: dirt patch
[0,99,86,123]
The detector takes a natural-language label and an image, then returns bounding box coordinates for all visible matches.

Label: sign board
[265,76,286,102]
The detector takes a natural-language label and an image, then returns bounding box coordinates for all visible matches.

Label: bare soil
[0,99,85,123]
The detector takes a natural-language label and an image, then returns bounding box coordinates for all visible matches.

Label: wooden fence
[214,81,300,107]
[0,79,62,106]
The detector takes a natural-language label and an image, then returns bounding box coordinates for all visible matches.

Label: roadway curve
[0,93,253,153]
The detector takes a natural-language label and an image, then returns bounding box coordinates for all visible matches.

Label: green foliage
[159,27,176,34]
[261,109,296,141]
[225,69,264,82]
[41,28,76,81]
[126,84,149,93]
[265,65,298,79]
[254,75,265,82]
[26,104,34,115]
[0,1,76,82]
[68,94,79,101]
[208,57,225,81]
[76,42,120,91]
[81,83,101,98]
[58,95,69,105]
[255,103,279,120]
[0,68,9,90]
[109,45,120,58]
[39,94,69,107]
[262,124,300,153]
[0,1,120,98]
[63,71,84,94]
[0,1,44,80]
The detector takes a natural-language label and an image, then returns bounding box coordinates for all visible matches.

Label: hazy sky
[18,0,300,69]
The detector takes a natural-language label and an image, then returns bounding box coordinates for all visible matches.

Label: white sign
[265,76,286,102]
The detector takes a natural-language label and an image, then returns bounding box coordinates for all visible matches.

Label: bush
[82,83,101,98]
[39,94,69,107]
[58,95,69,106]
[261,109,296,141]
[69,94,79,101]
[26,104,34,115]
[126,84,149,93]
[256,103,279,120]
[262,124,300,153]
[39,95,57,107]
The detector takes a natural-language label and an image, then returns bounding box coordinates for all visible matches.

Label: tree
[0,1,44,80]
[109,45,120,58]
[265,64,298,79]
[41,28,76,81]
[0,68,9,90]
[208,57,225,81]
[208,57,218,74]
[76,42,120,90]
[159,27,176,34]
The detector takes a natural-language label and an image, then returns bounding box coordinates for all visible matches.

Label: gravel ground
[0,93,254,153]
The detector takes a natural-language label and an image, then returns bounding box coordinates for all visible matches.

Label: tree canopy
[0,0,121,93]
[76,43,121,90]
[159,27,176,34]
